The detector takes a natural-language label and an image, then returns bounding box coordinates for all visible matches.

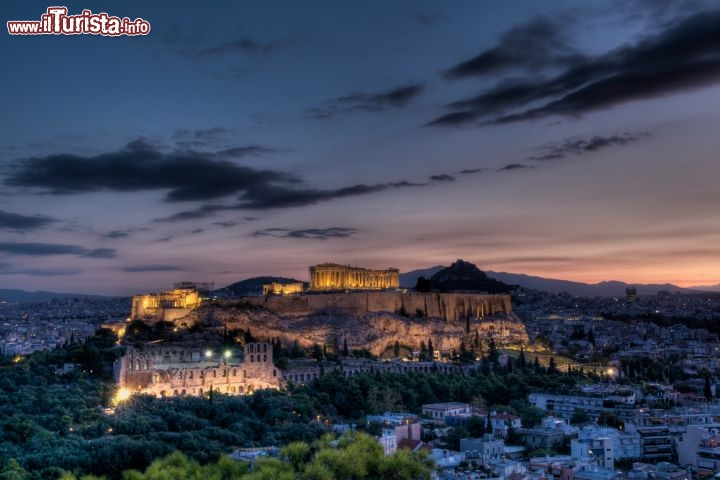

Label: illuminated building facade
[263,282,304,296]
[309,263,400,291]
[114,342,282,398]
[130,287,201,322]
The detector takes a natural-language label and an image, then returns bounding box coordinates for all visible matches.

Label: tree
[342,337,349,357]
[283,441,311,472]
[312,343,324,361]
[571,409,590,425]
[427,338,434,361]
[509,401,546,428]
[705,373,713,401]
[419,341,427,361]
[393,341,401,358]
[597,412,623,429]
[443,427,467,451]
[488,339,498,365]
[1,459,28,480]
[415,276,431,293]
[548,357,558,375]
[518,348,527,370]
[467,416,486,437]
[459,339,474,364]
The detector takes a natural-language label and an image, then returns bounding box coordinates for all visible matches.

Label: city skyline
[2,1,720,295]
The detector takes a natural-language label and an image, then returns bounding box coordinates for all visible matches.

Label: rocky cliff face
[188,292,527,356]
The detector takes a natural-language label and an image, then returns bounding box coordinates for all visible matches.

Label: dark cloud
[195,39,266,56]
[211,217,258,228]
[216,146,279,158]
[103,230,129,239]
[309,84,425,118]
[170,129,280,156]
[213,221,240,228]
[172,127,235,148]
[0,242,119,258]
[0,265,83,276]
[8,137,476,223]
[613,0,713,25]
[530,133,649,161]
[0,242,88,256]
[444,16,579,79]
[458,168,484,175]
[155,210,213,223]
[173,127,231,141]
[431,9,720,126]
[122,265,183,272]
[154,181,427,221]
[236,183,391,209]
[5,139,298,203]
[191,229,204,234]
[253,227,358,240]
[429,174,456,182]
[498,164,533,171]
[82,248,118,259]
[192,38,281,59]
[0,210,55,231]
[427,111,479,127]
[389,181,427,187]
[163,26,283,61]
[412,11,445,27]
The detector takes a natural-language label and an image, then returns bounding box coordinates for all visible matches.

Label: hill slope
[219,276,303,296]
[430,260,511,293]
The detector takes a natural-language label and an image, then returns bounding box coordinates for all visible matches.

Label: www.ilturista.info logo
[7,7,150,36]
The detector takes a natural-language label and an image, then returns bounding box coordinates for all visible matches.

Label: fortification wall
[236,292,511,321]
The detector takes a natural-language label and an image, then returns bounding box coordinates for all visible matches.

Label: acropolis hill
[129,261,529,355]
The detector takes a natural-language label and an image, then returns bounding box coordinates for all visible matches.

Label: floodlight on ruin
[113,387,132,405]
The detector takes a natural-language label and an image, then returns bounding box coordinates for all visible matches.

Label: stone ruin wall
[238,292,512,322]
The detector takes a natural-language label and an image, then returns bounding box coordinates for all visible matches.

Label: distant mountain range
[0,289,110,303]
[3,269,713,302]
[687,283,720,292]
[401,265,707,297]
[399,265,445,288]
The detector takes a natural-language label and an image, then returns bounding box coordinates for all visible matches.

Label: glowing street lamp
[205,349,213,359]
[224,350,232,359]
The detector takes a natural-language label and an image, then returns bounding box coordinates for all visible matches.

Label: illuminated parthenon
[309,263,400,291]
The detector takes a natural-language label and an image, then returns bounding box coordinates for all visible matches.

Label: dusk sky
[2,0,720,295]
